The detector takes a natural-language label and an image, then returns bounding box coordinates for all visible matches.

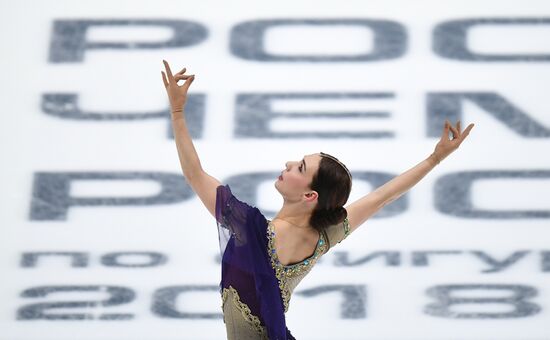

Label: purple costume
[215,184,351,339]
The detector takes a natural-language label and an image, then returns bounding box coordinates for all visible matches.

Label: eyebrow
[302,158,307,173]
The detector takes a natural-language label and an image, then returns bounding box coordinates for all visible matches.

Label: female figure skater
[161,60,474,340]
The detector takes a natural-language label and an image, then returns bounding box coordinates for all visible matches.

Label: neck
[274,202,313,230]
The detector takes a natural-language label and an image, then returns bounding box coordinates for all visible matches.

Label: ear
[304,191,318,202]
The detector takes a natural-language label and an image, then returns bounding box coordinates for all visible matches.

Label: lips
[278,172,283,181]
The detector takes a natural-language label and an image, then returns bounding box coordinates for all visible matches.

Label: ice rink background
[1,0,550,339]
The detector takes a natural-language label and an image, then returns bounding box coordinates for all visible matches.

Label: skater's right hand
[161,59,195,118]
[431,119,474,164]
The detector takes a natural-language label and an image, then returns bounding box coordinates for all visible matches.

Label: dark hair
[308,152,352,231]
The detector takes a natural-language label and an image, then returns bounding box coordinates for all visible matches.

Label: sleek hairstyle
[308,152,352,231]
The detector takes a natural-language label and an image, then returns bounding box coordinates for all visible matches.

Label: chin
[274,180,283,193]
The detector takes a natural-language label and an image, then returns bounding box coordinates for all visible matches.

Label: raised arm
[162,60,221,218]
[345,120,475,234]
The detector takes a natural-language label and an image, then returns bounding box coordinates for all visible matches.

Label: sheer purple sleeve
[216,184,251,231]
[215,184,254,255]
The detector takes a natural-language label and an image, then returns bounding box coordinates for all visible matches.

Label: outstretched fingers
[447,120,459,138]
[181,74,195,91]
[174,73,195,86]
[174,74,193,80]
[162,60,175,83]
[161,71,169,87]
[461,123,475,140]
[162,60,193,88]
[440,120,450,141]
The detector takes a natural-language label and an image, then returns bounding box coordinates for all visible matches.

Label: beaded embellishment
[266,220,328,312]
[221,285,266,336]
[342,217,351,242]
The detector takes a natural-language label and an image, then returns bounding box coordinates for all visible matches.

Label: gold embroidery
[342,217,350,242]
[221,285,266,336]
[266,220,328,312]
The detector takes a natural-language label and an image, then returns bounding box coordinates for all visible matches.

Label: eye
[299,164,303,172]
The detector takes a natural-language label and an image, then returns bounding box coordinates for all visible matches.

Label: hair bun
[311,206,347,230]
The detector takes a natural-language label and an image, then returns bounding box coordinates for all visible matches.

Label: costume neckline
[267,219,322,268]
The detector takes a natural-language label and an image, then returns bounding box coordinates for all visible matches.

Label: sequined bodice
[266,220,328,312]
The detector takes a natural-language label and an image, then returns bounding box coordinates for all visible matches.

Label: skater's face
[275,153,322,203]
